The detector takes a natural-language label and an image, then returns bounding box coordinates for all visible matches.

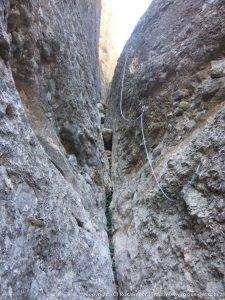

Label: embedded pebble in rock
[97,102,105,113]
[211,59,225,78]
[198,78,222,101]
[178,100,189,110]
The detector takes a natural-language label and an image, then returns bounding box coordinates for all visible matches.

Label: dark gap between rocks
[100,105,118,296]
[105,191,120,298]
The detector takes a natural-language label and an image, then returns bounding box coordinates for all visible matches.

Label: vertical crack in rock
[105,190,120,298]
[101,114,119,297]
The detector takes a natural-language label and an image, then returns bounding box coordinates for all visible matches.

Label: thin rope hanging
[120,54,143,122]
[140,112,173,202]
[119,52,173,201]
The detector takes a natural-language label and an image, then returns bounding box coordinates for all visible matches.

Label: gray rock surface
[0,0,115,298]
[1,0,225,298]
[109,0,225,298]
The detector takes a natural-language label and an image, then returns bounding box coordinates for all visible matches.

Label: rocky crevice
[105,191,119,294]
[1,0,225,299]
[100,98,120,298]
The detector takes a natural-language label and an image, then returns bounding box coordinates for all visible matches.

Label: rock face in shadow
[109,0,225,297]
[0,0,115,298]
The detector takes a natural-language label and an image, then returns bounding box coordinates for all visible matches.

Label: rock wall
[0,0,115,298]
[109,0,225,298]
[1,0,225,298]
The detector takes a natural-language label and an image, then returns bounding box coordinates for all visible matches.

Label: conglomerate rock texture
[109,0,225,298]
[0,0,115,298]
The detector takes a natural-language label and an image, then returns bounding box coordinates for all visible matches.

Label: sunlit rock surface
[109,0,225,297]
[99,0,118,104]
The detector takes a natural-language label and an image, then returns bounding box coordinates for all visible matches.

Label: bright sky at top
[108,0,152,54]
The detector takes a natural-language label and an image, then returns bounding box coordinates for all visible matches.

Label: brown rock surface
[99,0,118,104]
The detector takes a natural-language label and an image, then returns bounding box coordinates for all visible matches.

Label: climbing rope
[119,54,143,122]
[140,112,173,202]
[120,52,173,201]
